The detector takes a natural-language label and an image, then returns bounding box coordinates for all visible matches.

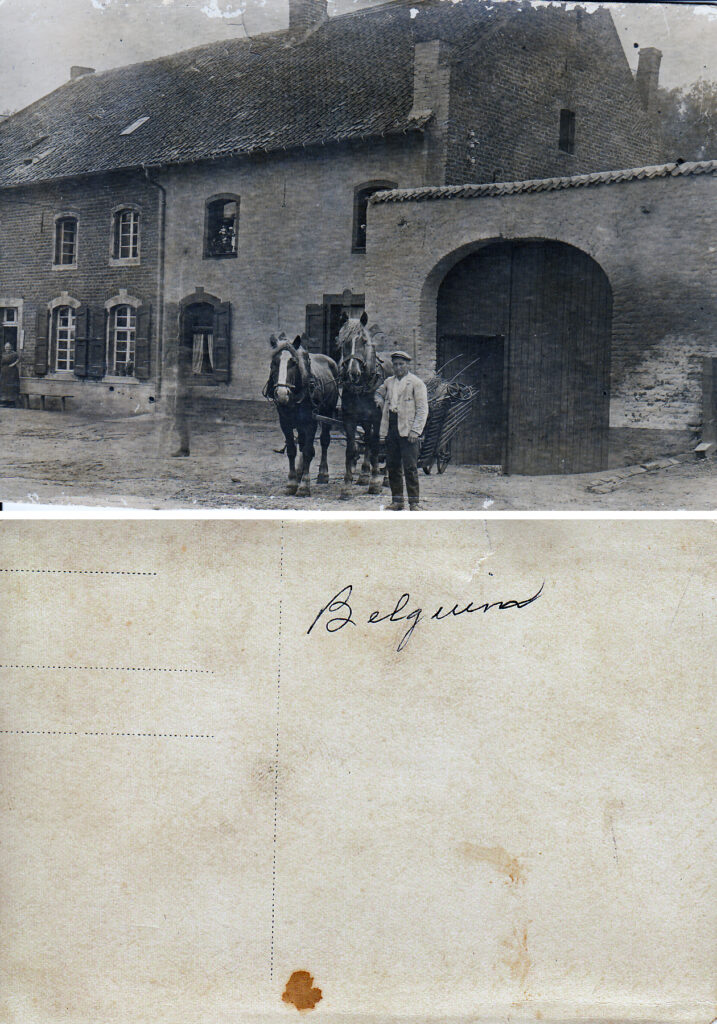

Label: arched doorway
[436,240,612,475]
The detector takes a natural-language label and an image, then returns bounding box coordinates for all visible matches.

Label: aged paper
[0,520,714,1024]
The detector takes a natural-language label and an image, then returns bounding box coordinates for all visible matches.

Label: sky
[0,0,715,114]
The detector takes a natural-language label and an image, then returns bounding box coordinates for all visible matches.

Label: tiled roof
[0,0,505,188]
[371,160,717,202]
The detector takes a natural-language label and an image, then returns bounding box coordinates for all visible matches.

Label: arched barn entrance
[436,240,612,474]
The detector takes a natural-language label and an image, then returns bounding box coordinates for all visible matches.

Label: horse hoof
[296,484,311,498]
[357,474,371,486]
[316,473,329,485]
[368,482,382,495]
[285,483,298,495]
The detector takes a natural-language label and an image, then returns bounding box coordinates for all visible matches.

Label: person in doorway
[0,342,21,407]
[378,350,428,511]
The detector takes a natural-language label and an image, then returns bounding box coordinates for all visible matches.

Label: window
[352,181,396,253]
[53,306,76,370]
[1,307,19,350]
[120,116,150,136]
[204,196,239,258]
[107,304,137,376]
[54,216,78,266]
[112,208,140,261]
[559,109,576,154]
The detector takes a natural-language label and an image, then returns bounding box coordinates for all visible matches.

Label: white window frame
[53,212,79,269]
[53,306,76,371]
[47,293,81,376]
[104,291,142,381]
[109,205,141,266]
[0,298,24,350]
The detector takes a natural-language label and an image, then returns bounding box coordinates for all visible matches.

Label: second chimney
[635,47,662,116]
[289,0,327,35]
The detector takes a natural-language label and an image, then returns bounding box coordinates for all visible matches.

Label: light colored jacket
[379,372,429,439]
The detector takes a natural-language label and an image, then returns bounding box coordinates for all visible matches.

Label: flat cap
[390,350,412,361]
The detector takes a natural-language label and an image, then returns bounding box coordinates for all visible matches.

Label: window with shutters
[111,208,140,263]
[108,304,137,376]
[53,215,79,267]
[204,195,239,259]
[352,181,396,253]
[559,109,576,154]
[179,292,230,384]
[53,306,76,370]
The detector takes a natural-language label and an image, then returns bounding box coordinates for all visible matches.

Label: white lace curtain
[191,332,214,374]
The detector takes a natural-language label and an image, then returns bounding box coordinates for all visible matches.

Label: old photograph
[0,0,715,509]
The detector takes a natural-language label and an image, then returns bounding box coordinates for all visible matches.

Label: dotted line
[0,730,214,738]
[0,665,214,674]
[0,569,157,575]
[270,523,284,982]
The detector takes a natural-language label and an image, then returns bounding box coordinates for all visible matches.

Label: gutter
[143,166,167,398]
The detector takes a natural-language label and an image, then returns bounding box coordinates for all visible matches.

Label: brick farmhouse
[0,0,712,471]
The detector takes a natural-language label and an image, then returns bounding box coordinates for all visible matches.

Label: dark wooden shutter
[304,303,325,354]
[87,308,107,380]
[74,304,91,378]
[212,302,231,383]
[34,309,49,376]
[134,304,152,380]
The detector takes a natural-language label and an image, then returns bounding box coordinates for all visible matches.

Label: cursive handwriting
[307,581,544,652]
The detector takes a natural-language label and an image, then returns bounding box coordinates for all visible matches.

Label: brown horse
[265,333,339,497]
[336,312,391,497]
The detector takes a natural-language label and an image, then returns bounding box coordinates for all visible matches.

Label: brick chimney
[409,39,452,185]
[635,47,662,116]
[288,0,327,35]
[71,66,95,80]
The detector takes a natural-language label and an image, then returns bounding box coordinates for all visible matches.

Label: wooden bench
[21,392,73,411]
[19,379,73,411]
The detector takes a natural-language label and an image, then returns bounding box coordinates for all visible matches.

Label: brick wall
[0,171,161,411]
[365,171,717,442]
[157,136,426,405]
[446,6,662,185]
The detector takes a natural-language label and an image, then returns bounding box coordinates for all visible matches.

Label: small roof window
[120,116,150,136]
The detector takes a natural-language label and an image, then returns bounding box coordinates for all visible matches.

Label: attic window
[121,116,150,136]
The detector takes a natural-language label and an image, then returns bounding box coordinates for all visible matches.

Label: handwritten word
[307,582,544,652]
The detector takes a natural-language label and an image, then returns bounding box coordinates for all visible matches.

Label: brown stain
[460,842,525,884]
[502,925,531,989]
[282,971,322,1012]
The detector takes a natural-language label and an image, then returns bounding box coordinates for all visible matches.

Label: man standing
[379,350,429,511]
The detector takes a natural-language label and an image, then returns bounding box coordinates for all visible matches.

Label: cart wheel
[436,445,451,474]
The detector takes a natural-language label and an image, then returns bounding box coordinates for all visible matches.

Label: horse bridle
[271,350,305,403]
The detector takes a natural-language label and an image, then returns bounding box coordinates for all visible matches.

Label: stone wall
[156,136,426,405]
[0,171,161,414]
[365,168,717,443]
[446,6,662,185]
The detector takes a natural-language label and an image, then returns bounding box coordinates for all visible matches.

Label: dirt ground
[0,407,715,511]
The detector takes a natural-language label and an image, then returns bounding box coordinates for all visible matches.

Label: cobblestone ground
[0,408,715,511]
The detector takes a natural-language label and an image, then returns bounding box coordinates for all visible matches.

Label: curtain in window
[192,332,204,374]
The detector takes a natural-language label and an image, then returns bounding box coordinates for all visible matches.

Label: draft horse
[337,311,391,497]
[265,333,339,497]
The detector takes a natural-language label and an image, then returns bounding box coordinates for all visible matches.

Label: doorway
[436,240,612,474]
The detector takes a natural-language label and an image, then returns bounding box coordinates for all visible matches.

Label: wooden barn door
[438,335,505,465]
[506,241,612,475]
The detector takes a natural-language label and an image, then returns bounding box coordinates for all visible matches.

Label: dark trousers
[386,412,420,504]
